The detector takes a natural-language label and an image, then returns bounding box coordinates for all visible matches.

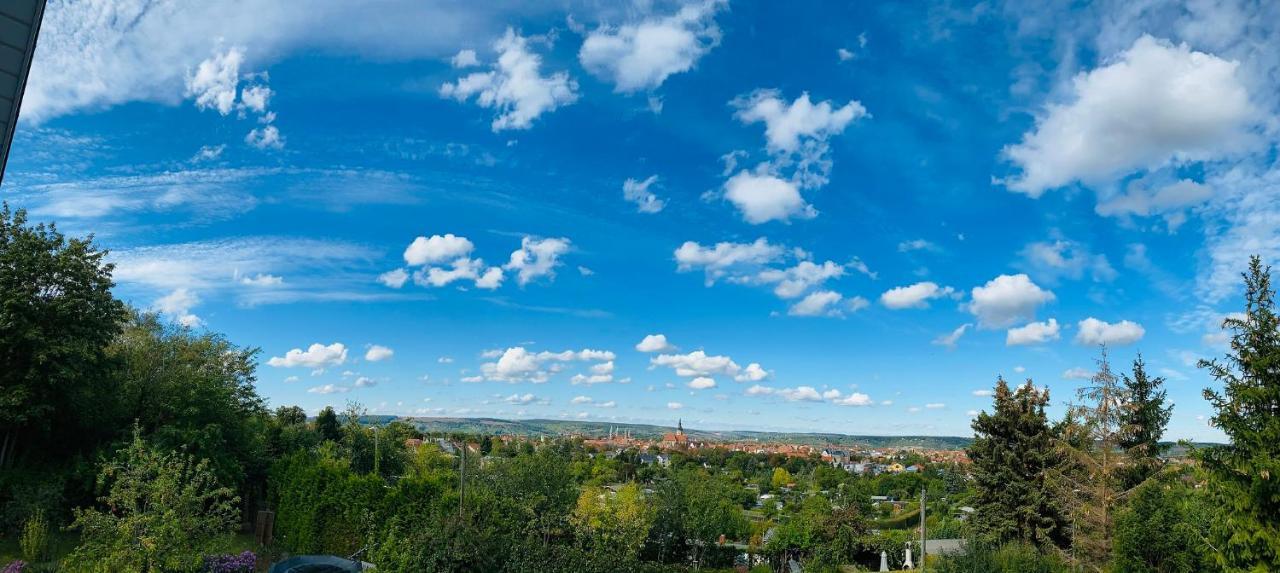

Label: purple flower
[3,561,28,573]
[203,551,256,573]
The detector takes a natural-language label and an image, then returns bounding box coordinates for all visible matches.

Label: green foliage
[1118,354,1173,490]
[968,378,1069,549]
[65,428,239,572]
[771,467,793,489]
[314,406,341,443]
[1197,256,1280,570]
[18,510,50,562]
[932,542,1072,573]
[0,203,127,469]
[268,445,387,556]
[571,483,655,570]
[1111,470,1217,573]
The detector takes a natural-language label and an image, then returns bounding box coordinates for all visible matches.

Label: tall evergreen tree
[1118,354,1172,491]
[1198,256,1280,570]
[1060,347,1127,570]
[968,377,1070,549]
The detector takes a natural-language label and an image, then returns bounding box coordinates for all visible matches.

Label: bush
[19,510,50,562]
[932,542,1071,573]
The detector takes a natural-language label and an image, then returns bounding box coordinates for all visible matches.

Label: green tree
[1118,354,1172,491]
[571,483,654,570]
[1197,256,1280,570]
[1111,470,1217,573]
[65,428,239,572]
[772,467,794,489]
[968,377,1069,549]
[0,204,127,468]
[1060,348,1127,569]
[315,406,341,443]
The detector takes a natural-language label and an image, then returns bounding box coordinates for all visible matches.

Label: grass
[0,530,78,566]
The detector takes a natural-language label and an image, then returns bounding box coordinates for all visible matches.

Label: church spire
[677,419,683,435]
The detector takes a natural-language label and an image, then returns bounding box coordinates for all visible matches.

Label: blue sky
[6,0,1280,440]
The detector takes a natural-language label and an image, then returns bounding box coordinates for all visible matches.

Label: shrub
[932,542,1071,573]
[2,562,27,573]
[19,510,50,562]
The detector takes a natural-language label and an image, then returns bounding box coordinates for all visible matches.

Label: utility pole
[920,487,927,571]
[458,441,466,518]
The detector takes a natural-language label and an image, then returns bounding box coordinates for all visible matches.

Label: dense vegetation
[2,204,1279,571]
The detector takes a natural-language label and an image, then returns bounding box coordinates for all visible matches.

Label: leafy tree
[1198,256,1280,570]
[1111,469,1217,573]
[571,483,654,570]
[968,377,1069,549]
[772,467,793,489]
[0,204,127,468]
[1118,354,1172,490]
[108,313,267,489]
[65,428,239,572]
[315,406,341,443]
[275,405,307,426]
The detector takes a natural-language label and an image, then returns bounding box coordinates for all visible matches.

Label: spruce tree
[1117,354,1172,491]
[1060,347,1127,570]
[968,377,1070,549]
[1198,256,1280,570]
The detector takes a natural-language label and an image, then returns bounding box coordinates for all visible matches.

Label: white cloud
[413,257,503,290]
[688,376,717,389]
[269,343,349,369]
[440,28,579,131]
[1096,178,1213,230]
[365,344,394,362]
[674,238,785,285]
[722,170,815,224]
[667,401,684,410]
[1075,317,1146,346]
[925,403,946,409]
[777,386,823,402]
[734,363,769,382]
[506,393,537,405]
[732,90,867,154]
[757,260,846,299]
[622,175,666,213]
[438,356,454,364]
[504,236,571,285]
[1063,367,1093,380]
[1018,238,1117,284]
[245,124,284,150]
[636,334,676,353]
[832,392,872,406]
[897,239,937,253]
[879,282,955,309]
[652,350,741,378]
[451,49,479,68]
[239,273,283,286]
[193,144,225,162]
[837,48,854,62]
[404,234,475,265]
[972,389,993,397]
[571,395,593,404]
[378,268,409,288]
[354,376,377,388]
[745,384,773,396]
[152,288,203,327]
[186,47,244,116]
[239,84,272,113]
[578,0,724,93]
[480,346,616,383]
[1003,35,1256,196]
[932,324,971,349]
[307,384,349,395]
[967,274,1055,328]
[1006,319,1061,346]
[788,290,844,317]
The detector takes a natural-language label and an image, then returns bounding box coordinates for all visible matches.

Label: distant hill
[396,417,974,450]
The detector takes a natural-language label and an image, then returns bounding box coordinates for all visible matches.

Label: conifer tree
[1117,354,1172,491]
[968,377,1070,549]
[1059,348,1126,571]
[1198,256,1280,570]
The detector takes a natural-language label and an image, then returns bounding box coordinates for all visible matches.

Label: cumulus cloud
[365,344,394,362]
[1075,317,1145,346]
[579,0,724,93]
[720,89,868,223]
[734,363,769,382]
[652,350,741,378]
[1006,319,1061,346]
[967,274,1055,328]
[788,290,867,317]
[879,282,955,309]
[1003,35,1256,196]
[245,125,284,149]
[636,334,676,353]
[932,324,971,349]
[440,28,578,131]
[504,236,571,285]
[832,392,873,406]
[776,386,824,402]
[152,288,203,327]
[268,342,349,368]
[1096,178,1214,231]
[186,47,244,116]
[1063,367,1093,380]
[307,384,349,394]
[378,268,409,288]
[405,234,475,265]
[688,376,717,389]
[622,175,666,213]
[674,238,786,285]
[451,49,480,68]
[480,346,616,383]
[506,393,538,405]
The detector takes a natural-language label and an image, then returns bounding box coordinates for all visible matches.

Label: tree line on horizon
[3,203,1280,572]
